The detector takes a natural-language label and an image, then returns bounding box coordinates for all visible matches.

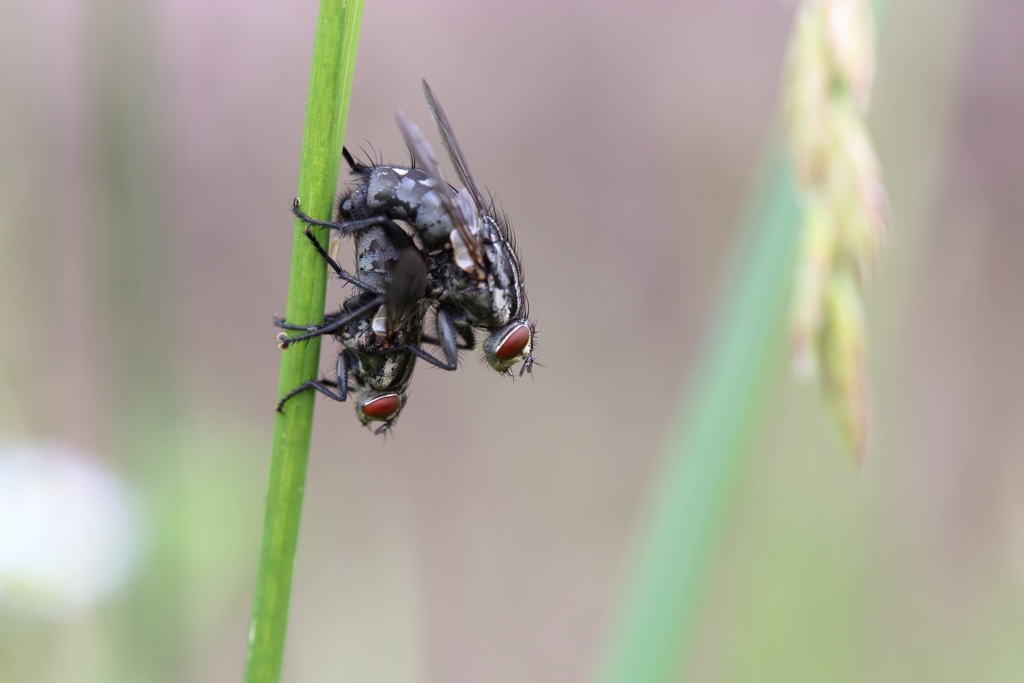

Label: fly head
[356,390,406,432]
[482,319,535,375]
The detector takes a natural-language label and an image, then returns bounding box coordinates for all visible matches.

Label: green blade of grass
[594,148,800,683]
[243,1,364,681]
[595,5,890,681]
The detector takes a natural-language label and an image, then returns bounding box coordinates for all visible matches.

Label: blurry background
[3,0,1023,681]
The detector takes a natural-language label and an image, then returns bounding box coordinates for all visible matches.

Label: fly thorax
[366,166,422,225]
[450,229,477,272]
[489,283,513,325]
[479,217,500,244]
[353,353,382,385]
[437,268,493,322]
[383,351,416,391]
[346,325,376,353]
[483,247,518,322]
[377,355,401,387]
[365,166,408,212]
[352,350,398,391]
[339,188,366,219]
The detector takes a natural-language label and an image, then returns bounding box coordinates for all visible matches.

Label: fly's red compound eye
[362,394,402,421]
[494,322,532,362]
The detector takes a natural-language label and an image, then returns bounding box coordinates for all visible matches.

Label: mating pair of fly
[275,81,536,434]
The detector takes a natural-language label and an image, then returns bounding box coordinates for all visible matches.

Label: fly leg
[292,199,415,252]
[418,307,476,371]
[276,380,342,413]
[423,306,461,369]
[277,354,351,413]
[399,307,470,371]
[345,340,457,372]
[274,319,315,331]
[402,345,457,370]
[421,329,475,350]
[421,307,475,349]
[299,229,378,293]
[275,296,384,347]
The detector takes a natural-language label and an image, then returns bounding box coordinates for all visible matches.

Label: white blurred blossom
[0,442,140,618]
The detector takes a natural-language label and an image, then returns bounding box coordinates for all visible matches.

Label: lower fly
[276,201,458,433]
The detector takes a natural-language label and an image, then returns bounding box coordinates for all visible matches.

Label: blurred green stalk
[594,149,800,683]
[596,5,889,682]
[243,1,364,681]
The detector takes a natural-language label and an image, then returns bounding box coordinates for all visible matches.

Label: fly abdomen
[365,165,455,250]
[353,227,402,294]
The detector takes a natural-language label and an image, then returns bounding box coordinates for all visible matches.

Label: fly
[275,213,456,434]
[312,81,536,376]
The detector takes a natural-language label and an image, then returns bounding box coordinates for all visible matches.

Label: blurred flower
[784,0,886,462]
[824,0,876,111]
[0,442,141,619]
[819,271,870,456]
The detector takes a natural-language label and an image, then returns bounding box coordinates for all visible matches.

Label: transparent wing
[421,80,487,214]
[395,110,485,272]
[385,248,428,335]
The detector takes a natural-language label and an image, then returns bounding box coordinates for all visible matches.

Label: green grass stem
[594,149,801,683]
[243,1,364,681]
[595,5,888,681]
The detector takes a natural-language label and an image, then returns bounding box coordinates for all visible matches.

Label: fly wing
[395,109,486,274]
[421,80,488,214]
[385,248,428,335]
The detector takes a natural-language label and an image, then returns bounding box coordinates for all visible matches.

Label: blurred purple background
[3,0,1024,681]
